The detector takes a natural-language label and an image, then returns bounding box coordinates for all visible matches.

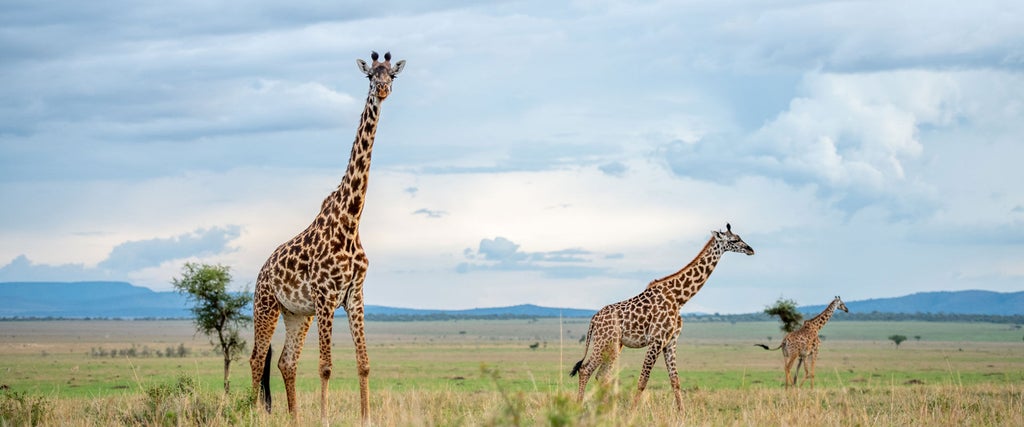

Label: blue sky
[1,1,1022,313]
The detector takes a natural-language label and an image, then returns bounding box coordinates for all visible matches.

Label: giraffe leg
[574,310,621,404]
[575,354,599,402]
[632,344,661,408]
[575,361,593,402]
[663,340,684,412]
[345,283,371,424]
[576,337,614,403]
[575,347,603,402]
[597,344,622,385]
[249,292,280,412]
[783,351,798,389]
[793,356,805,389]
[279,312,314,418]
[808,350,818,389]
[314,304,336,425]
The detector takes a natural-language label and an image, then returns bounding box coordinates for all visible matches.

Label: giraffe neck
[332,93,383,222]
[648,237,724,307]
[803,299,840,332]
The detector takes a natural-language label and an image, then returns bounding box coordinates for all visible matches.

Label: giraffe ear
[391,60,406,76]
[356,59,372,75]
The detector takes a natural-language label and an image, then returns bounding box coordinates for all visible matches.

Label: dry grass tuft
[8,379,1019,426]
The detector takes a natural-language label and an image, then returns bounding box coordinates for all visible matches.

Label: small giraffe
[756,296,848,388]
[249,51,405,424]
[570,224,755,411]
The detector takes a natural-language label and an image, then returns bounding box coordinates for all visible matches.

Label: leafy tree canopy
[171,262,252,393]
[888,334,908,348]
[764,297,803,333]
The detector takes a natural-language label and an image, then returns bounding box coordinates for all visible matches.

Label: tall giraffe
[249,51,405,424]
[756,296,848,388]
[570,224,755,411]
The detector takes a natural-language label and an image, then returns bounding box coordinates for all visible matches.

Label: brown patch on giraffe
[348,195,362,216]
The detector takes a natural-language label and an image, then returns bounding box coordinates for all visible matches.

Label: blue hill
[1,282,1020,319]
[0,281,190,318]
[0,282,596,319]
[365,304,596,318]
[799,290,1024,316]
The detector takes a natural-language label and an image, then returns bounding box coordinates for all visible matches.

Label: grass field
[1,319,1022,425]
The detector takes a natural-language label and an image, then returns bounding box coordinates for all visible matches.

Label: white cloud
[2,0,1023,313]
[752,71,938,185]
[457,236,608,278]
[706,0,1024,71]
[0,226,242,283]
[98,226,241,271]
[351,162,835,311]
[0,255,105,282]
[664,69,1024,219]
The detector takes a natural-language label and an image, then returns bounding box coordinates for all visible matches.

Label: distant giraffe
[756,296,848,388]
[249,51,405,424]
[570,224,755,411]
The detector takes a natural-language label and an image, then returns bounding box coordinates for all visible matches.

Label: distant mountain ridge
[0,281,190,318]
[364,304,596,318]
[0,281,597,319]
[0,281,1020,319]
[799,290,1024,316]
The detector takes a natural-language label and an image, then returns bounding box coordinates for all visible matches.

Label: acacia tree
[172,262,252,393]
[764,297,803,333]
[889,334,908,349]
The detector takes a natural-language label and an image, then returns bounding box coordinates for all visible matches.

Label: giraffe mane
[647,235,715,287]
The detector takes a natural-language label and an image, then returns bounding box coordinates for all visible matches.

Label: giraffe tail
[570,360,584,377]
[569,326,593,377]
[754,343,782,351]
[260,344,272,411]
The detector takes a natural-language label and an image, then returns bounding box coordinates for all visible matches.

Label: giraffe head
[834,296,849,313]
[356,51,406,100]
[712,223,755,255]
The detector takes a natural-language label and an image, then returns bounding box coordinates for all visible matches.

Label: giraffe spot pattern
[574,230,754,410]
[249,54,402,421]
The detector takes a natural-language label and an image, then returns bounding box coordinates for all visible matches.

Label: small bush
[482,364,529,426]
[544,392,581,427]
[123,373,243,426]
[0,389,51,426]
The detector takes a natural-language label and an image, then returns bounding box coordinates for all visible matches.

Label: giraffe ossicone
[570,224,754,411]
[248,51,405,425]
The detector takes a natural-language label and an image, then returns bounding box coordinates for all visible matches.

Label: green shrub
[0,389,51,426]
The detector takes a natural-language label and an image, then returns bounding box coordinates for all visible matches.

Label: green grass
[675,319,1024,342]
[1,319,1022,425]
[2,319,1021,397]
[6,379,1021,426]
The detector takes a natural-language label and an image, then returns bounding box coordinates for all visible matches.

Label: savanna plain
[1,318,1022,426]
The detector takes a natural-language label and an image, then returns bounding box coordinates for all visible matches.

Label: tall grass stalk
[8,381,1021,426]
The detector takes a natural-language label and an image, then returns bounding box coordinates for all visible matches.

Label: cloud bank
[0,226,241,282]
[1,1,1022,312]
